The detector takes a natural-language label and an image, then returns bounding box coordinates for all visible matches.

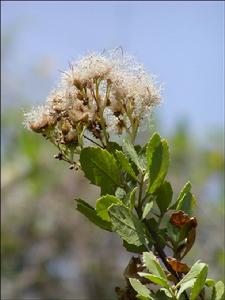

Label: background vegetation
[1,2,224,299]
[2,103,224,300]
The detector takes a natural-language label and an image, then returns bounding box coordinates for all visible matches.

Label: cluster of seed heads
[24,49,161,167]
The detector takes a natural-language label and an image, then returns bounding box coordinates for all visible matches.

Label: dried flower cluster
[24,50,161,164]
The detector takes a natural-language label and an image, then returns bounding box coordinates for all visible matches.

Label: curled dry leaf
[179,227,196,260]
[170,210,197,229]
[170,210,197,259]
[167,257,190,274]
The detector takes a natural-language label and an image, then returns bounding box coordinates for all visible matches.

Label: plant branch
[135,203,189,300]
[83,134,104,148]
[137,174,144,210]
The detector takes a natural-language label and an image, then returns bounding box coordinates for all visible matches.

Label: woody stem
[135,176,189,300]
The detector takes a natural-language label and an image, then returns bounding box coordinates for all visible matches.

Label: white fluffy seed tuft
[24,49,161,144]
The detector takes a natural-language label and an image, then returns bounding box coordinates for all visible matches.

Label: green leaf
[146,132,161,166]
[136,295,151,300]
[212,281,225,300]
[96,195,122,222]
[177,261,207,287]
[80,147,121,195]
[123,240,148,254]
[167,221,182,245]
[177,192,196,216]
[170,182,196,215]
[115,187,127,201]
[130,187,138,209]
[142,252,167,280]
[205,279,216,287]
[146,133,169,193]
[75,199,111,231]
[155,290,173,300]
[177,279,196,299]
[169,182,191,209]
[123,139,144,172]
[106,141,122,153]
[155,181,173,215]
[142,202,153,220]
[108,204,148,246]
[129,278,151,298]
[190,265,208,300]
[138,273,170,289]
[115,150,138,180]
[135,144,147,169]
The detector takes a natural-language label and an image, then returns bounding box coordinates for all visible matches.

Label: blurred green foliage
[1,110,224,299]
[1,25,224,299]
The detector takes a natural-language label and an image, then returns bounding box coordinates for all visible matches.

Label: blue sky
[1,1,224,138]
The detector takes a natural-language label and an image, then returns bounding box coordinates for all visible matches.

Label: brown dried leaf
[170,210,197,229]
[180,227,196,259]
[167,257,190,274]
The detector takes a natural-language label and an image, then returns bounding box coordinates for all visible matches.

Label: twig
[135,205,189,300]
[83,134,104,148]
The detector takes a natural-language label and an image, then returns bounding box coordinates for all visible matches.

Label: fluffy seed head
[24,106,56,133]
[24,49,161,146]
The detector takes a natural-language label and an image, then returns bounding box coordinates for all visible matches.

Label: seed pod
[76,91,84,100]
[86,80,93,89]
[64,130,78,143]
[116,119,126,135]
[54,153,63,160]
[89,122,102,139]
[60,119,71,135]
[47,115,57,128]
[73,79,83,90]
[68,109,89,125]
[83,97,89,105]
[29,115,49,133]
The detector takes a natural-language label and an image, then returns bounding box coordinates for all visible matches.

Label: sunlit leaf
[177,279,196,299]
[190,265,208,300]
[108,204,148,246]
[130,187,138,209]
[123,139,144,172]
[212,281,225,300]
[146,133,169,193]
[115,150,137,180]
[205,278,216,287]
[142,252,167,280]
[170,182,196,215]
[142,202,153,220]
[80,147,121,195]
[177,261,207,287]
[96,195,122,222]
[129,278,151,298]
[138,273,170,289]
